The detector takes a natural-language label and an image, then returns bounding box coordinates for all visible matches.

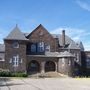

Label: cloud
[76,0,90,11]
[51,27,90,50]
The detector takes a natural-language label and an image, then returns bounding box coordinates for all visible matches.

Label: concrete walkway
[0,77,90,90]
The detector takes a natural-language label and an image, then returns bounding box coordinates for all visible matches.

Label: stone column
[55,62,58,72]
[41,61,45,73]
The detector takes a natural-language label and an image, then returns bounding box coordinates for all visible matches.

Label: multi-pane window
[45,44,50,52]
[12,41,19,48]
[38,42,44,52]
[31,44,36,52]
[13,55,19,67]
[9,55,22,67]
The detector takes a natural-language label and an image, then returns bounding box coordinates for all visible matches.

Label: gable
[27,24,55,43]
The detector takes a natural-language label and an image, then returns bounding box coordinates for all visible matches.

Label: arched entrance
[45,61,56,72]
[28,60,40,73]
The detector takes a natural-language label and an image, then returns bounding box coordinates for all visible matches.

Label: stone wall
[4,40,27,73]
[27,25,58,53]
[27,55,58,73]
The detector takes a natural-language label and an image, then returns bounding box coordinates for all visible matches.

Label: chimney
[62,30,65,46]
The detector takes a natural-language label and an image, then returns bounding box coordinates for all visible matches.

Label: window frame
[12,55,19,67]
[37,42,44,52]
[31,44,36,52]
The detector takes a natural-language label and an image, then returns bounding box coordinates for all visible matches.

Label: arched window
[31,44,36,52]
[38,42,44,52]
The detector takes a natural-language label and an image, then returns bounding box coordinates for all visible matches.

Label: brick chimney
[62,30,65,46]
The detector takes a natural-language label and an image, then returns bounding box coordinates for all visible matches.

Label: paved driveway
[0,77,90,90]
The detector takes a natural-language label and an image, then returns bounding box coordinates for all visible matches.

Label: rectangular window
[31,44,36,52]
[38,42,44,52]
[12,55,19,67]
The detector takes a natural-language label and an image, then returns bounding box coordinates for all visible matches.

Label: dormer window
[38,42,44,52]
[13,41,19,48]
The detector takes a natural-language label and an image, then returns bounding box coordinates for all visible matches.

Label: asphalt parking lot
[0,77,90,90]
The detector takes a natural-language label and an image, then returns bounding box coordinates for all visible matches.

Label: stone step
[28,72,68,78]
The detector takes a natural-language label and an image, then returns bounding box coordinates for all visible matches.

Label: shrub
[11,72,28,77]
[0,71,11,77]
[0,71,28,77]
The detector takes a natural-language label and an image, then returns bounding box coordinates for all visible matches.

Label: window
[31,44,36,52]
[38,42,44,52]
[13,55,19,67]
[86,57,90,68]
[9,55,22,67]
[45,44,50,52]
[12,41,19,48]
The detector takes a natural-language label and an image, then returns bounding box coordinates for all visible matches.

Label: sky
[0,0,90,50]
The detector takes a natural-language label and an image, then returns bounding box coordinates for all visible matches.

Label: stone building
[0,24,88,76]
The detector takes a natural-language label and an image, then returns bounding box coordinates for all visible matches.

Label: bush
[0,71,11,77]
[11,72,28,77]
[0,71,28,77]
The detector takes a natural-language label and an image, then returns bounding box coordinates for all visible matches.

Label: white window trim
[38,42,44,52]
[13,55,19,67]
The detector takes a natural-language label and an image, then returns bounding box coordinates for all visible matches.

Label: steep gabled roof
[68,41,80,49]
[52,34,80,49]
[76,41,84,51]
[5,25,28,41]
[26,24,55,39]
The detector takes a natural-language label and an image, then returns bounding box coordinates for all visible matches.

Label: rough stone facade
[0,24,89,76]
[4,40,27,73]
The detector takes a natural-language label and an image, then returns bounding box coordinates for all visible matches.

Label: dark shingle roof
[5,25,28,41]
[76,41,84,51]
[0,44,5,52]
[52,34,80,49]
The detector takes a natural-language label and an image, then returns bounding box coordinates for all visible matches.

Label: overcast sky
[0,0,90,50]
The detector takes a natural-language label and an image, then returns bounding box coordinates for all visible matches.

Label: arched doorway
[45,61,56,72]
[28,60,40,73]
